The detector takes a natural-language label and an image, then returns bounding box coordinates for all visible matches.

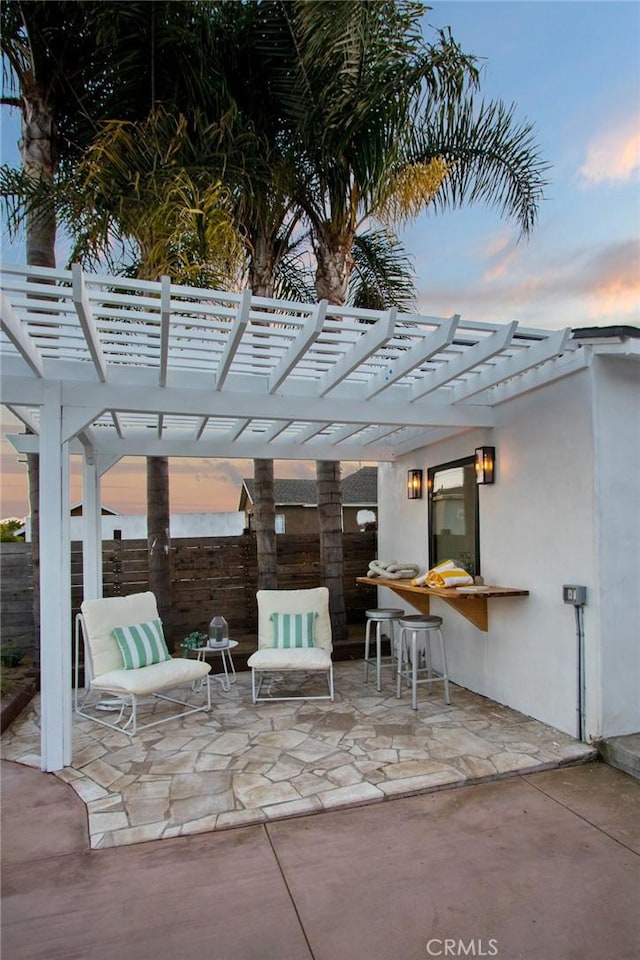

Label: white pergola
[0,262,589,770]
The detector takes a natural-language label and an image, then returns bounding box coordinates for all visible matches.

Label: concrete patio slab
[0,760,89,864]
[266,772,640,960]
[2,814,312,960]
[2,760,638,960]
[524,762,640,853]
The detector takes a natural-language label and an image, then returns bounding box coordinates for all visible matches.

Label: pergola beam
[73,434,401,462]
[55,380,495,428]
[158,276,171,387]
[5,403,40,434]
[216,288,252,390]
[268,299,328,393]
[72,264,107,383]
[0,293,44,377]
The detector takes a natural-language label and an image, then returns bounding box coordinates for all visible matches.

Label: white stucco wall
[379,358,639,741]
[591,355,640,737]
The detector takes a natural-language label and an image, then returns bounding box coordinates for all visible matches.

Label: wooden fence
[2,532,377,653]
[1,542,35,649]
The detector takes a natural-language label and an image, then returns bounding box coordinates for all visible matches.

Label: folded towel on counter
[412,559,473,588]
[411,559,454,585]
[426,568,474,588]
[367,559,421,580]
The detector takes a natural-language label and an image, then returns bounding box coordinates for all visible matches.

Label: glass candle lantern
[208,615,229,648]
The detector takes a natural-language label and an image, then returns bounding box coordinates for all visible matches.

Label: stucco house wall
[378,359,639,741]
[591,356,640,737]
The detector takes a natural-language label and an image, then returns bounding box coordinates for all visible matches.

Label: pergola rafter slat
[409,321,519,401]
[1,292,45,377]
[72,263,108,383]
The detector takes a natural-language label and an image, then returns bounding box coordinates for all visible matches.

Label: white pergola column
[81,452,103,600]
[39,382,72,771]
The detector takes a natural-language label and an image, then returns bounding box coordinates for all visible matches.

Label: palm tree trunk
[314,230,352,641]
[250,245,279,589]
[20,81,59,660]
[253,458,278,589]
[20,80,58,268]
[251,232,277,300]
[316,460,347,641]
[146,456,172,644]
[314,228,352,306]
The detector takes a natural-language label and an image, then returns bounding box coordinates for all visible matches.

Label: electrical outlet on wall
[563,585,587,605]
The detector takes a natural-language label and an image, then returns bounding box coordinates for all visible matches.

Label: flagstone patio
[0,660,596,850]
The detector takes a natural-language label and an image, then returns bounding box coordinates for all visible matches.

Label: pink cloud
[416,238,640,327]
[578,114,640,186]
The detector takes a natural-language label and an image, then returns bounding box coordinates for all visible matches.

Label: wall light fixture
[407,469,423,499]
[475,446,495,484]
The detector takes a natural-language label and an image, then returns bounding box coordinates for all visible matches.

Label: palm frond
[273,251,316,303]
[0,164,54,237]
[349,230,416,311]
[411,97,551,236]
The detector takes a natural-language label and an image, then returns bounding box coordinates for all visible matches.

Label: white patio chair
[248,587,334,702]
[74,591,212,736]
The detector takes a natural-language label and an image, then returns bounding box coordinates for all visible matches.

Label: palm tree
[1,0,109,654]
[57,107,248,625]
[251,0,548,640]
[2,1,241,628]
[205,3,421,598]
[284,1,547,302]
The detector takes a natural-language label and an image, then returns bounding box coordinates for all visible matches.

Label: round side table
[195,640,238,692]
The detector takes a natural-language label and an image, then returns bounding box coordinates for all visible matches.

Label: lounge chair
[74,591,211,735]
[248,587,334,702]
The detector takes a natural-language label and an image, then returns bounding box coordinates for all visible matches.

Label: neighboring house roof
[241,478,317,507]
[342,466,377,504]
[69,501,120,516]
[239,466,377,510]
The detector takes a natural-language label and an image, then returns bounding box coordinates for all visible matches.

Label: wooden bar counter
[356,577,529,632]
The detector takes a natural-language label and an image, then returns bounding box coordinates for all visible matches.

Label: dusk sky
[1,1,639,520]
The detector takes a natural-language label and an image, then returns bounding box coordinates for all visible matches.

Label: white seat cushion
[248,647,332,671]
[91,657,210,697]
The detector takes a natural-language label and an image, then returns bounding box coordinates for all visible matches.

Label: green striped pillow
[270,612,317,649]
[112,619,171,670]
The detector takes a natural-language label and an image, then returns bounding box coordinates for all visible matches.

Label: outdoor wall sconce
[407,469,423,499]
[475,446,495,484]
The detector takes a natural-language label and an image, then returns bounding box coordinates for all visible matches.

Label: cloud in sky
[577,113,640,187]
[416,237,640,328]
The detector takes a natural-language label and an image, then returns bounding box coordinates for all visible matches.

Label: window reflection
[428,458,479,575]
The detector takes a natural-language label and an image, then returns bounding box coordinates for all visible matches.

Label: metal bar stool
[364,608,405,691]
[396,614,451,709]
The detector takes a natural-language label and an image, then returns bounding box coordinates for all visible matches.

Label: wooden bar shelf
[356,577,529,632]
